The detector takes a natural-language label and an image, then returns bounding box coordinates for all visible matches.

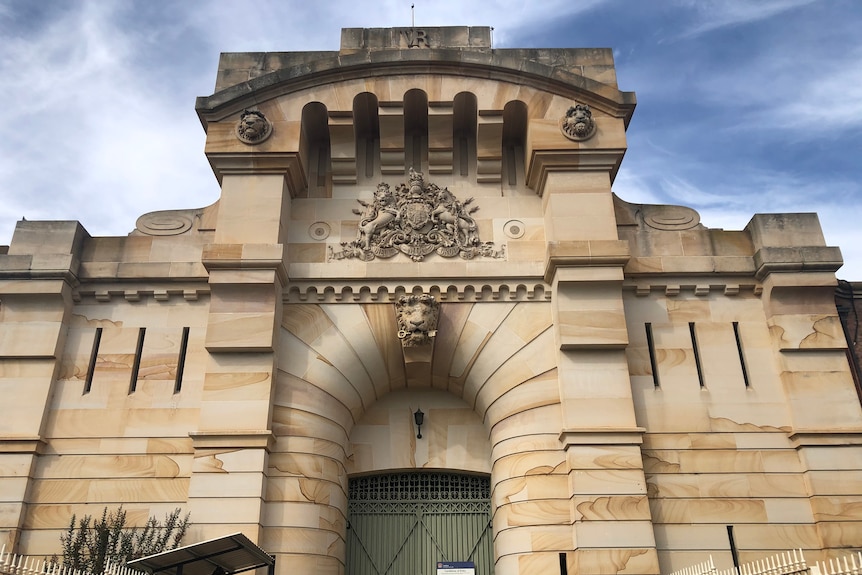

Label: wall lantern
[414,408,425,439]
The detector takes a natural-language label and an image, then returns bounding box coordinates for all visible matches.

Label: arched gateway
[2,23,858,575]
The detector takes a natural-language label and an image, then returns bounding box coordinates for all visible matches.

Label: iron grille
[349,472,490,502]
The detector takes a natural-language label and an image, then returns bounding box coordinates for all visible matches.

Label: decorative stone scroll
[640,204,701,231]
[560,103,597,141]
[330,168,504,262]
[235,109,273,145]
[396,294,440,346]
[135,207,203,236]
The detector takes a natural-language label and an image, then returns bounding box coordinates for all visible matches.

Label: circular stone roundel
[308,221,331,240]
[504,219,526,239]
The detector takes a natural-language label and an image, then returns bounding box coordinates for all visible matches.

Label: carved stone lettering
[330,168,504,262]
[400,28,430,48]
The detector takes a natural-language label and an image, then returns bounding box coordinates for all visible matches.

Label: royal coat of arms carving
[330,168,504,262]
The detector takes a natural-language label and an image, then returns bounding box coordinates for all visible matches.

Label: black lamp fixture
[413,408,425,439]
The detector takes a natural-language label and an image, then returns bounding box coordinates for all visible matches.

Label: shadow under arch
[300,101,331,197]
[353,92,380,184]
[502,100,528,189]
[404,88,429,173]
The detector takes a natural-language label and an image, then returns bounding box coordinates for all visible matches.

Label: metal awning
[127,533,274,575]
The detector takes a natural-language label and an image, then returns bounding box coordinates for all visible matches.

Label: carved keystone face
[395,294,440,346]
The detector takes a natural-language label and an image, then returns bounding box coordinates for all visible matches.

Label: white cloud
[0,2,215,237]
[675,0,818,39]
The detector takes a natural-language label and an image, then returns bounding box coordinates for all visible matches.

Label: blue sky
[1,0,860,278]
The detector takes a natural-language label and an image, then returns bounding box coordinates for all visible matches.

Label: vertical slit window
[174,327,190,394]
[129,327,146,394]
[559,552,568,575]
[733,322,751,387]
[84,327,103,394]
[645,323,660,388]
[727,525,740,569]
[689,322,705,387]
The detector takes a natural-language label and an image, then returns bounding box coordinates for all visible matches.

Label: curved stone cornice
[195,50,637,127]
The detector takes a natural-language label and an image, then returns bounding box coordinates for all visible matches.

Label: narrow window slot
[174,327,190,394]
[84,327,103,394]
[645,323,660,388]
[727,525,740,569]
[733,322,751,388]
[559,552,568,575]
[689,322,705,387]
[129,327,146,394]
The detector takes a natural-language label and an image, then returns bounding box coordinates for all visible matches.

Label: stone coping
[196,49,636,127]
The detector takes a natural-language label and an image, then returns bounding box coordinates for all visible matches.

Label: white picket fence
[4,543,862,575]
[0,546,140,575]
[670,549,862,575]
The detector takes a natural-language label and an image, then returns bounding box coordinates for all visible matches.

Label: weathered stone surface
[0,24,859,575]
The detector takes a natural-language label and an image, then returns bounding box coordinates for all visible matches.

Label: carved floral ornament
[395,294,440,347]
[560,103,597,141]
[235,109,273,145]
[330,168,504,262]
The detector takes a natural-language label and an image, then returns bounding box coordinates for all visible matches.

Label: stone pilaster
[748,213,862,551]
[378,102,405,175]
[190,155,293,544]
[533,136,659,575]
[476,111,503,183]
[545,241,660,575]
[329,111,357,186]
[0,221,85,551]
[428,102,454,174]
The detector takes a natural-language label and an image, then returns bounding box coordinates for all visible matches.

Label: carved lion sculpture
[236,109,272,144]
[561,103,596,140]
[355,183,398,250]
[395,294,440,346]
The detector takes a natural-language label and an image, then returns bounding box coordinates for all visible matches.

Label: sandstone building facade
[1,27,860,575]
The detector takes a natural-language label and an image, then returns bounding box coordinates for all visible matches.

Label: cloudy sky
[1,0,861,278]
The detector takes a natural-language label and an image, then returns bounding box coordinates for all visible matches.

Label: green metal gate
[346,472,493,575]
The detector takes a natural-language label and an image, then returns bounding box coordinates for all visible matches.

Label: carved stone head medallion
[561,103,597,141]
[396,294,440,347]
[236,109,273,145]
